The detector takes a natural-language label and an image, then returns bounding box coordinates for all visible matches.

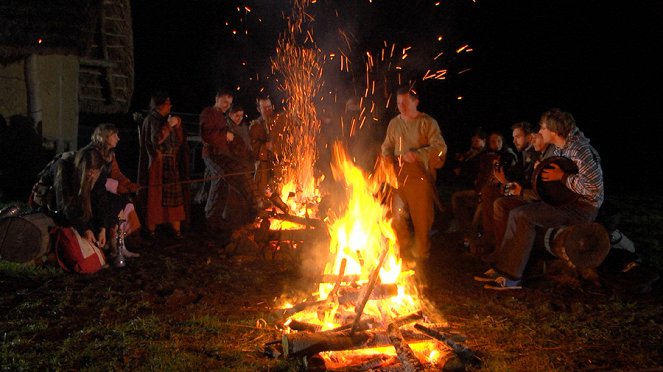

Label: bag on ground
[53,227,106,274]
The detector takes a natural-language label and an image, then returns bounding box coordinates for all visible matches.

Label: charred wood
[387,323,425,371]
[281,328,431,357]
[414,323,478,364]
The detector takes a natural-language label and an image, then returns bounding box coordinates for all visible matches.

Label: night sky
[130,0,662,194]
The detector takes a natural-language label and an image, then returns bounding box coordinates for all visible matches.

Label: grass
[1,193,662,370]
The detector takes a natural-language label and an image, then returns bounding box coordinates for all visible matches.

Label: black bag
[28,151,75,212]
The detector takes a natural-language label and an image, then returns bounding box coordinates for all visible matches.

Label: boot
[117,227,140,258]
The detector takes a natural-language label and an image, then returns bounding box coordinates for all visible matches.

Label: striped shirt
[554,127,604,208]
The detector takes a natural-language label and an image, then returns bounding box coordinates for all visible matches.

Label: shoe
[473,268,499,282]
[120,246,140,258]
[483,276,522,290]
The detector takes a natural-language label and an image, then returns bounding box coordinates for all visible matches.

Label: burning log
[414,323,478,364]
[351,244,389,334]
[337,283,398,305]
[272,283,398,321]
[269,212,327,230]
[328,258,347,297]
[281,328,432,357]
[320,274,361,283]
[386,323,425,371]
[285,319,323,332]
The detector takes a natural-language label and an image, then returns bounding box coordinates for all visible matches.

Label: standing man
[381,86,447,277]
[475,108,604,290]
[199,88,233,232]
[249,94,285,201]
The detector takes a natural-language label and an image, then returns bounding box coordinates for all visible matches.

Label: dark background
[128,0,663,195]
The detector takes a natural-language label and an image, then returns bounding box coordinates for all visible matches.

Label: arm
[110,156,139,193]
[200,108,229,154]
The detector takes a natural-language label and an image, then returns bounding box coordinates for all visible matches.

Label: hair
[255,92,272,106]
[396,85,418,99]
[540,108,576,138]
[73,146,105,220]
[229,105,244,114]
[150,91,170,109]
[90,123,118,160]
[472,126,488,140]
[511,121,532,135]
[216,87,234,98]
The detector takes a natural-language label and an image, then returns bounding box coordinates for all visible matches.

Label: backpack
[29,151,75,212]
[53,226,107,274]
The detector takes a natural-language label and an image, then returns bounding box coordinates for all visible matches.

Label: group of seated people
[448,108,605,290]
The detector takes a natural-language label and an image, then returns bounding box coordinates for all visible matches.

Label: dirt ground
[1,201,662,371]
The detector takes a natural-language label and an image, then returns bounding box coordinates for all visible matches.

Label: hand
[226,131,235,142]
[505,182,522,196]
[400,151,417,163]
[493,162,507,184]
[266,141,273,151]
[541,163,564,182]
[97,228,106,248]
[168,115,181,128]
[84,230,98,247]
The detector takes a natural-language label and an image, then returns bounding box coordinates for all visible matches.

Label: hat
[551,223,611,269]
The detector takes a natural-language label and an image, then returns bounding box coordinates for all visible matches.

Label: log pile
[263,255,480,370]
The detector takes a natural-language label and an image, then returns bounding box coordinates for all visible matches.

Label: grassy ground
[1,193,662,371]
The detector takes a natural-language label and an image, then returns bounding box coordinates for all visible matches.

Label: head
[228,105,245,126]
[256,95,274,120]
[214,88,234,113]
[471,127,487,150]
[150,91,172,116]
[487,132,505,152]
[511,121,532,151]
[91,123,120,152]
[395,86,419,119]
[538,108,576,145]
[530,129,548,152]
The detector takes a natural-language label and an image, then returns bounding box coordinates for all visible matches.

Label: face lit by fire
[106,132,120,150]
[488,133,503,151]
[215,94,233,113]
[396,93,419,120]
[229,110,244,126]
[531,132,547,152]
[257,98,274,120]
[512,128,530,151]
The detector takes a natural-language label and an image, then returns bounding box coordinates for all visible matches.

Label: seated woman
[88,123,141,258]
[35,124,141,263]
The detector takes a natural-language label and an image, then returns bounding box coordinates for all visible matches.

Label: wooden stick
[414,323,478,363]
[387,323,425,371]
[328,258,347,298]
[350,244,389,334]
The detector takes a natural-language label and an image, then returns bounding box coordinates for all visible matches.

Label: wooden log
[351,244,389,334]
[413,323,478,364]
[285,319,322,332]
[269,212,326,230]
[338,283,398,305]
[328,258,347,297]
[392,311,423,328]
[282,328,431,357]
[387,323,425,371]
[320,274,361,283]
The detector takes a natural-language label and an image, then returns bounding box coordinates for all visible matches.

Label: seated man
[474,108,604,290]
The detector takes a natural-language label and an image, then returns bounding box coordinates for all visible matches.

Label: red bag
[53,227,107,274]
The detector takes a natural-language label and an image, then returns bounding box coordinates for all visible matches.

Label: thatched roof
[0,0,102,64]
[0,0,134,114]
